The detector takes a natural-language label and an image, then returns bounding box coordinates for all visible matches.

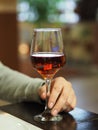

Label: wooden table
[0,102,98,130]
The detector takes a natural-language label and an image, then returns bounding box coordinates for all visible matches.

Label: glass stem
[45,78,51,110]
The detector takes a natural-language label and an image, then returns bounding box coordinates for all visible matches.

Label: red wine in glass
[31,52,66,79]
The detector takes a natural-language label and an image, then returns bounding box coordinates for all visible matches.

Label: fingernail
[52,109,58,116]
[49,102,54,109]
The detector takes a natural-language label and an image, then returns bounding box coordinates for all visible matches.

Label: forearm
[0,62,44,103]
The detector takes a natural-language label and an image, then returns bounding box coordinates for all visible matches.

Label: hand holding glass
[30,28,66,122]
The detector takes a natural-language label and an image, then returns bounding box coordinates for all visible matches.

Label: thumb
[38,84,46,100]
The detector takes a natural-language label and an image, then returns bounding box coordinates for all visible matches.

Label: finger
[48,78,72,110]
[48,83,63,109]
[64,91,77,112]
[38,85,46,100]
[51,86,76,115]
[50,87,68,116]
[72,96,77,109]
[65,97,76,112]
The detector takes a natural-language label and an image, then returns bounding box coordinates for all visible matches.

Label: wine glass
[30,28,66,122]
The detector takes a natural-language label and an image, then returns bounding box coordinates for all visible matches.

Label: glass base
[34,109,63,122]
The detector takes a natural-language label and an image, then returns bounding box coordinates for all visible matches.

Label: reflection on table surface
[0,102,98,130]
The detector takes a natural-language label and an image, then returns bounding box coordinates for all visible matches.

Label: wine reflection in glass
[30,28,66,122]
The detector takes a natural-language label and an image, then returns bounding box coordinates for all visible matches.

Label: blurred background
[0,0,98,113]
[1,0,98,77]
